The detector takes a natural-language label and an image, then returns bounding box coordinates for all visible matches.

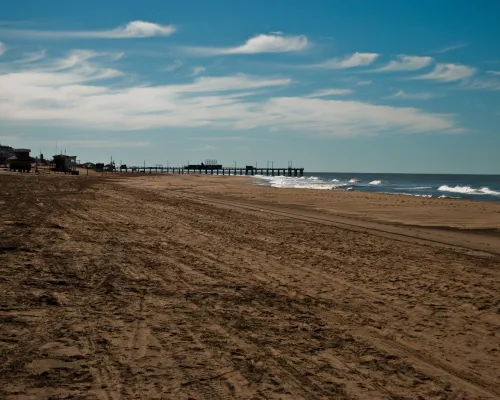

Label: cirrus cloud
[183,34,309,55]
[375,55,433,72]
[305,88,353,98]
[310,52,379,69]
[0,20,176,39]
[391,90,437,100]
[413,63,476,82]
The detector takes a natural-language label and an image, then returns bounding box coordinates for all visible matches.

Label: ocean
[253,173,500,202]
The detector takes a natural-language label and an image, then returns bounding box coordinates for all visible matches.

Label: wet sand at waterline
[1,172,499,399]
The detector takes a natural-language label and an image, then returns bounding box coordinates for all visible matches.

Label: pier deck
[116,166,305,177]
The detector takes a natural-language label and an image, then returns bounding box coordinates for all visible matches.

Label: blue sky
[0,0,499,173]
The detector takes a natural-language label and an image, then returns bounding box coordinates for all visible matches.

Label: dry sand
[1,172,499,399]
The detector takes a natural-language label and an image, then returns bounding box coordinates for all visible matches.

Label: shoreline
[249,173,500,202]
[117,174,500,230]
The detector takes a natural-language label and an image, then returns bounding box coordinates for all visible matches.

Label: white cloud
[306,88,353,98]
[191,66,206,76]
[13,50,46,64]
[53,49,123,71]
[375,55,433,72]
[487,70,500,76]
[46,140,150,148]
[162,60,183,72]
[311,52,379,69]
[413,63,476,82]
[0,42,6,56]
[391,90,436,100]
[355,80,372,86]
[432,43,468,54]
[174,75,291,92]
[0,20,176,39]
[185,34,308,55]
[465,78,500,91]
[0,49,461,137]
[187,144,222,152]
[194,136,244,141]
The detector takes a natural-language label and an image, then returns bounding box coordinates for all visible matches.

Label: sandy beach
[1,172,499,399]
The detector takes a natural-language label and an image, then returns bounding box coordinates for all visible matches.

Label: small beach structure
[8,149,32,172]
[53,155,77,173]
[95,163,104,172]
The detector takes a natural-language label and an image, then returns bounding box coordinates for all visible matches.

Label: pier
[116,165,305,177]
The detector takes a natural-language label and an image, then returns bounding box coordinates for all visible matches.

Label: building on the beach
[82,162,95,169]
[0,144,15,166]
[53,155,77,172]
[8,149,32,172]
[104,163,115,172]
[95,163,104,172]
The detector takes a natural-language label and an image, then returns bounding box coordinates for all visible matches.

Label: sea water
[253,173,500,202]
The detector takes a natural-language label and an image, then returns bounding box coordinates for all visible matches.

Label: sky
[0,0,499,173]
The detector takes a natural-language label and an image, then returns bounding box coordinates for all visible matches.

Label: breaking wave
[438,185,500,196]
[250,175,500,201]
[254,175,344,190]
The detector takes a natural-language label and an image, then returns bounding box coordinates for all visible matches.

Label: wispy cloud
[191,66,206,76]
[391,90,437,100]
[487,70,500,76]
[0,42,5,56]
[187,144,222,152]
[53,49,123,71]
[184,33,308,55]
[306,88,353,98]
[0,49,460,137]
[431,43,468,54]
[195,136,245,141]
[310,52,379,69]
[375,55,433,72]
[162,59,183,72]
[175,75,291,92]
[355,80,372,86]
[465,78,500,91]
[47,140,151,148]
[413,63,476,82]
[0,20,176,39]
[13,49,46,64]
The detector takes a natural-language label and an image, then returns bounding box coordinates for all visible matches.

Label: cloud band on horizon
[0,49,461,137]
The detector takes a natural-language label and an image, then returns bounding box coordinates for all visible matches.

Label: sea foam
[438,185,500,196]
